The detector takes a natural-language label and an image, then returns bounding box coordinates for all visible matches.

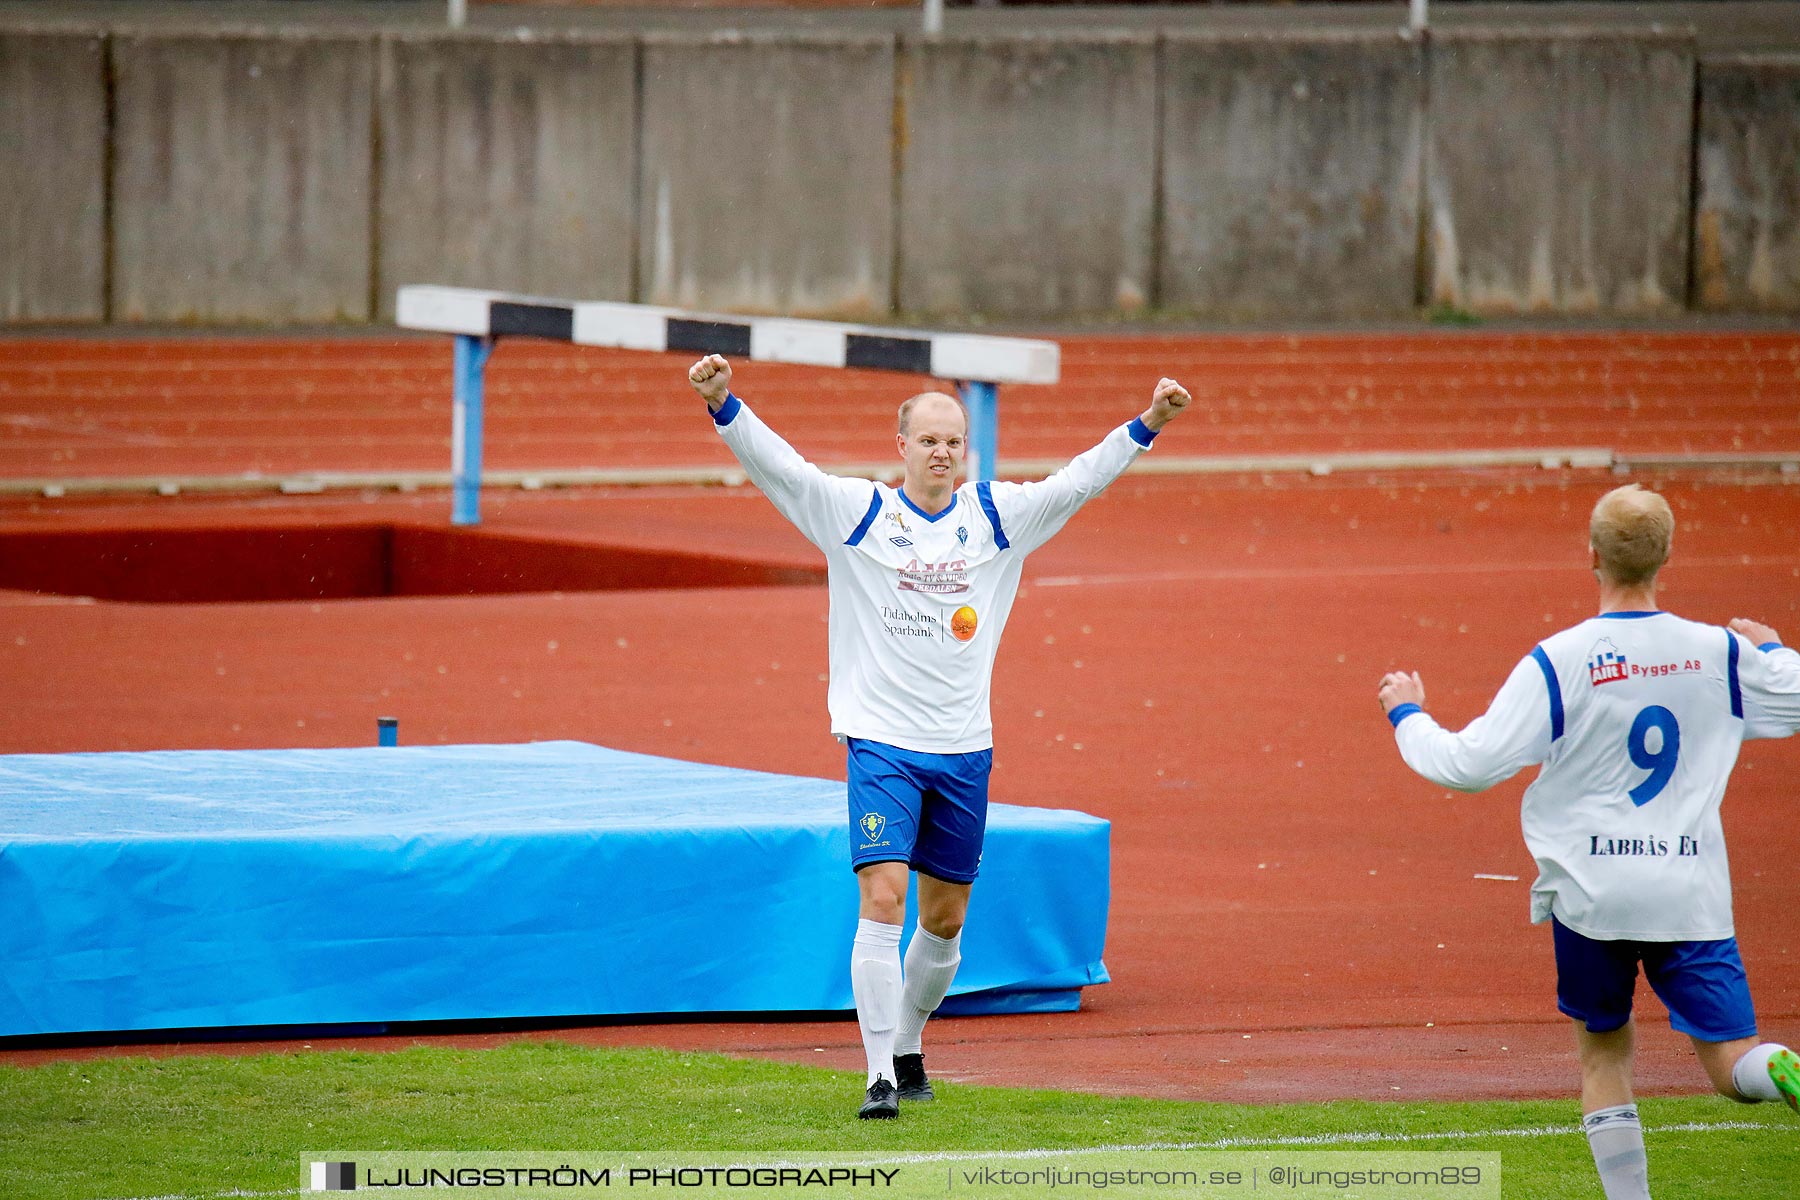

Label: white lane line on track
[0,415,172,447]
[98,1120,1789,1200]
[1033,555,1799,588]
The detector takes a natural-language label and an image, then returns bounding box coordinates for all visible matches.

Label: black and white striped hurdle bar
[395,285,1061,386]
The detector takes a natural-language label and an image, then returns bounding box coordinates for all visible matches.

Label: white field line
[853,1118,1787,1159]
[1033,555,1800,588]
[99,1120,1790,1200]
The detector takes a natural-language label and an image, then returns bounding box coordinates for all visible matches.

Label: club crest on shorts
[860,812,886,841]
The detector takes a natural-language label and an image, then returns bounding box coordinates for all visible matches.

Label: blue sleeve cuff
[1760,641,1785,653]
[1126,417,1158,448]
[1387,703,1424,728]
[710,393,743,427]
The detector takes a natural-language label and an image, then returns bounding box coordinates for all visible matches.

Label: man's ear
[896,432,908,460]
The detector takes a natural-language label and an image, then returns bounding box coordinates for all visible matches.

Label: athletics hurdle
[395,285,1060,525]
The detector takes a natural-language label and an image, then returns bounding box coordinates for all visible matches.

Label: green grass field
[3,1042,1794,1199]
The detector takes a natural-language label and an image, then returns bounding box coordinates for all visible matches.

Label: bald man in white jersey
[690,353,1190,1118]
[1378,484,1800,1200]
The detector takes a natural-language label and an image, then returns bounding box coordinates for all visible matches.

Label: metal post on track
[958,380,999,483]
[452,334,496,526]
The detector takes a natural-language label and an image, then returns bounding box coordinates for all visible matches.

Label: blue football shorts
[845,737,992,884]
[1551,916,1759,1042]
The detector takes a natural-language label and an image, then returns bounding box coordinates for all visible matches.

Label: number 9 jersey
[1390,612,1800,941]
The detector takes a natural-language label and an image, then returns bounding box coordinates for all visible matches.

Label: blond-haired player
[689,354,1191,1118]
[1378,484,1800,1199]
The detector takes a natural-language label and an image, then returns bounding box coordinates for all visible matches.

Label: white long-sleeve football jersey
[714,394,1153,754]
[1392,612,1800,941]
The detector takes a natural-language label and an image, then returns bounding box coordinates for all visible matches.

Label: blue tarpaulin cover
[0,742,1109,1036]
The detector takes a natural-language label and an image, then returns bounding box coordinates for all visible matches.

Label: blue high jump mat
[0,741,1109,1038]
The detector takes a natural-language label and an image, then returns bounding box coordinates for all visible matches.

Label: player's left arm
[1728,618,1800,739]
[986,377,1192,554]
[1378,655,1553,792]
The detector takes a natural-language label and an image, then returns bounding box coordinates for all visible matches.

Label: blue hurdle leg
[377,717,398,747]
[959,380,999,483]
[452,334,496,526]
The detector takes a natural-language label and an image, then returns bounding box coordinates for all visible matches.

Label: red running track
[2,330,1798,479]
[1,330,1798,1108]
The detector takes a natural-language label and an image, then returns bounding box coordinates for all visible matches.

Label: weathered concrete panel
[1160,32,1423,320]
[1694,55,1800,312]
[377,33,636,320]
[0,32,106,322]
[899,34,1156,320]
[1424,32,1695,315]
[639,34,893,318]
[112,33,375,322]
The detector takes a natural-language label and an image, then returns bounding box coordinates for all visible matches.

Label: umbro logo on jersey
[1587,639,1629,686]
[890,536,912,547]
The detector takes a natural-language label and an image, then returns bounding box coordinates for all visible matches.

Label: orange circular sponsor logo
[950,606,978,641]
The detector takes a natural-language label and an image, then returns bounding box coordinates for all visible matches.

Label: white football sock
[894,926,962,1056]
[1583,1105,1650,1200]
[1729,1042,1787,1102]
[850,919,902,1087]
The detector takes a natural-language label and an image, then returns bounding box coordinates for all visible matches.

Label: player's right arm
[1728,617,1800,739]
[688,354,874,550]
[1377,655,1553,792]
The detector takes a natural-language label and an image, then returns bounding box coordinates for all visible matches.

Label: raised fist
[1142,377,1192,432]
[1377,670,1426,715]
[688,354,732,408]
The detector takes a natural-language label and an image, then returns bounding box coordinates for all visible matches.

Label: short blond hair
[897,391,967,437]
[1590,484,1673,586]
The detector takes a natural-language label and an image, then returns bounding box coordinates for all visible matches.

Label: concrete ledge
[1612,451,1800,473]
[898,33,1157,320]
[0,447,1659,502]
[376,31,637,319]
[7,18,1798,329]
[111,32,376,322]
[0,32,105,321]
[1424,31,1696,314]
[1694,54,1800,311]
[1160,31,1424,320]
[638,32,895,317]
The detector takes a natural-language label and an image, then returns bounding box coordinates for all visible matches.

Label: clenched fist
[688,354,732,409]
[1377,670,1425,716]
[1143,377,1192,432]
